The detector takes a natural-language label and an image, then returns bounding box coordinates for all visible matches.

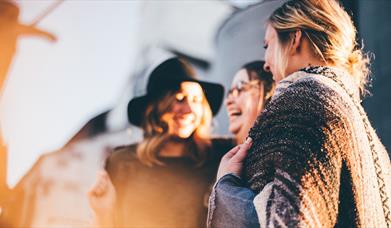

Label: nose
[225,92,235,107]
[263,62,271,72]
[179,99,192,115]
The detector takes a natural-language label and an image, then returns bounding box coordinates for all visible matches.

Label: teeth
[176,116,194,124]
[229,111,241,116]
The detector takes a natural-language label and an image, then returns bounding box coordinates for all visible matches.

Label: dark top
[105,138,234,228]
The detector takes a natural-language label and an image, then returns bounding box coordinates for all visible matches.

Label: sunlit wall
[0,1,141,187]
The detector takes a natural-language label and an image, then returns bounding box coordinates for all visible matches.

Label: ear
[289,30,302,55]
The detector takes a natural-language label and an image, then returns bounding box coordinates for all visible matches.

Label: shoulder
[266,71,347,119]
[249,72,346,141]
[278,67,359,105]
[105,144,144,185]
[111,144,137,159]
[105,144,139,169]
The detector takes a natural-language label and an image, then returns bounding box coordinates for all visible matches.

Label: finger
[244,137,253,145]
[89,182,104,197]
[230,148,248,164]
[97,179,108,193]
[100,170,114,185]
[98,170,109,179]
[90,178,103,194]
[231,138,253,163]
[239,137,253,151]
[88,184,103,198]
[87,188,96,198]
[223,145,240,159]
[89,171,109,196]
[101,171,115,190]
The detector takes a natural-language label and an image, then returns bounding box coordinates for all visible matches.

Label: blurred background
[0,0,390,227]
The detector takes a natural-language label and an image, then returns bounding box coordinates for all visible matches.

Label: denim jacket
[207,173,260,228]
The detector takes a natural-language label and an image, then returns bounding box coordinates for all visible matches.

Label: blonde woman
[88,58,233,227]
[210,0,391,227]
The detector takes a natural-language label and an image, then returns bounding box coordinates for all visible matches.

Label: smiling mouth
[229,110,242,118]
[175,116,194,125]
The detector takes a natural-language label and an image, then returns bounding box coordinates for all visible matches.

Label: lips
[227,105,242,117]
[175,115,195,125]
[229,110,242,117]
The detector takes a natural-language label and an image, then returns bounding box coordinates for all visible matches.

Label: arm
[208,174,259,228]
[207,139,260,228]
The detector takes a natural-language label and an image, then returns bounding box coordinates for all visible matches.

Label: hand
[87,170,116,226]
[216,137,253,180]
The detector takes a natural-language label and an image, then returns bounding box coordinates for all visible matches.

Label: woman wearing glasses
[210,61,274,227]
[225,61,274,144]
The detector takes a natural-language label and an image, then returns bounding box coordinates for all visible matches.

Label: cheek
[193,105,204,120]
[241,95,260,117]
[170,103,179,113]
[265,48,274,67]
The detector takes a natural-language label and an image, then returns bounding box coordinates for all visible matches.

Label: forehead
[232,69,250,86]
[264,24,277,41]
[179,81,203,95]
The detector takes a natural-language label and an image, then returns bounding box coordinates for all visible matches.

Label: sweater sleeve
[207,174,259,228]
[244,79,345,227]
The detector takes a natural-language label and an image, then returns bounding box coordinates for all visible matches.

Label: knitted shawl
[244,66,391,227]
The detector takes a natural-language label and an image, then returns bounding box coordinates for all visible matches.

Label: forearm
[207,174,259,228]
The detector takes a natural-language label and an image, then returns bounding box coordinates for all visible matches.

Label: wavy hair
[137,90,212,167]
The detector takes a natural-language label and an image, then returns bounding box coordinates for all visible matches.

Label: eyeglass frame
[227,80,261,98]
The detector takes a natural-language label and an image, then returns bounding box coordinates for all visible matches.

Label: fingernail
[245,137,253,144]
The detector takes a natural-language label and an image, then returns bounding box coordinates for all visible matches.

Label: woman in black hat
[88,57,233,227]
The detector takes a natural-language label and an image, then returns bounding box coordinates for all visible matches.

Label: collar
[271,66,361,102]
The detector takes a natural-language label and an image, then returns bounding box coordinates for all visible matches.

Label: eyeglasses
[227,80,260,98]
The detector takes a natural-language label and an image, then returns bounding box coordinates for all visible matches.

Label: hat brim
[127,80,224,127]
[197,80,224,115]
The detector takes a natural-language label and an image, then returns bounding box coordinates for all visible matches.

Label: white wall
[1,1,141,187]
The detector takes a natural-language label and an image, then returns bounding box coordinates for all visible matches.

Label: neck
[159,140,187,157]
[286,58,329,79]
[287,37,331,77]
[302,59,328,69]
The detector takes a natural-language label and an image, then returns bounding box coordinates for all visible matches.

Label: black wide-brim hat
[128,58,224,127]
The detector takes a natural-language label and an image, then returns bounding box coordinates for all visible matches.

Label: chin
[177,129,195,139]
[229,122,241,134]
[229,129,240,138]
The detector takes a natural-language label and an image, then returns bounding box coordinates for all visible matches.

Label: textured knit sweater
[244,66,391,227]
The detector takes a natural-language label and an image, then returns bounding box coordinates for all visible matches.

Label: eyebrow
[234,80,249,87]
[239,79,249,84]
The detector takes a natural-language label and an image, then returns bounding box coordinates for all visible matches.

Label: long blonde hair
[137,90,212,167]
[268,0,370,95]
